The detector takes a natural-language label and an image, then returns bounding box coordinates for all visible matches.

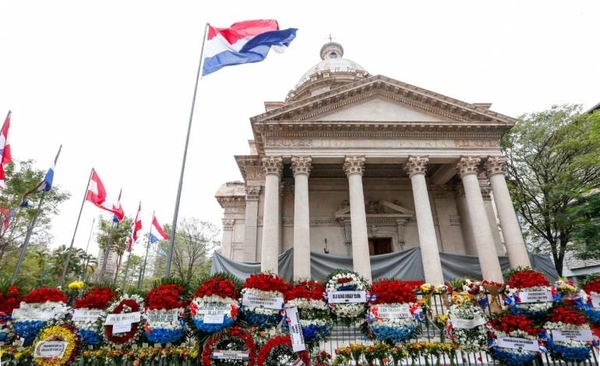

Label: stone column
[291,156,312,280]
[221,219,235,258]
[243,186,261,262]
[343,156,372,282]
[455,184,477,255]
[480,182,505,256]
[404,156,445,284]
[457,156,503,282]
[485,156,531,268]
[260,156,283,274]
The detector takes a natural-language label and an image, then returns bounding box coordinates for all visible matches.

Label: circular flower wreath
[256,335,310,366]
[71,286,116,346]
[503,267,554,319]
[366,279,421,344]
[144,283,187,344]
[240,272,289,329]
[445,294,488,353]
[190,273,241,333]
[542,304,596,362]
[324,269,369,326]
[487,312,542,366]
[201,326,256,366]
[284,280,332,345]
[99,294,145,346]
[33,322,81,366]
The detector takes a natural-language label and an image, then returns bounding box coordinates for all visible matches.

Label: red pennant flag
[0,111,13,189]
[86,169,107,205]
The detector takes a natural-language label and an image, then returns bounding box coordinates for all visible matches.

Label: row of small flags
[0,111,169,250]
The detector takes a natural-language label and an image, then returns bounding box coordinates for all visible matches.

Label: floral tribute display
[0,284,22,343]
[581,272,600,326]
[240,272,288,329]
[487,311,543,366]
[71,286,116,346]
[541,303,597,362]
[144,282,187,344]
[445,291,488,353]
[284,280,332,346]
[366,279,420,344]
[201,325,256,366]
[324,270,369,326]
[190,273,241,333]
[503,266,554,319]
[256,335,310,366]
[13,287,69,346]
[32,322,80,366]
[99,294,144,346]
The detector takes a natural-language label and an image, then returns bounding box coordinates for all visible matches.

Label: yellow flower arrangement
[33,324,79,366]
[67,281,85,291]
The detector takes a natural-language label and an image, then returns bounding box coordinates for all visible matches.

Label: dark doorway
[369,238,393,255]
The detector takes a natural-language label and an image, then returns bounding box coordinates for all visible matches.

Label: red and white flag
[129,201,142,251]
[86,169,107,205]
[0,111,13,188]
[150,216,169,243]
[86,169,125,219]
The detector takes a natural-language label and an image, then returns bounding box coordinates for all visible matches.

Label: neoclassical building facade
[215,42,530,284]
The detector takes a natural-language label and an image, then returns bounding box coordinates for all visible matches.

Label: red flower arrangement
[546,304,588,326]
[0,285,22,316]
[73,286,117,309]
[201,326,256,366]
[582,273,600,294]
[256,335,310,366]
[488,312,540,338]
[194,274,240,299]
[285,280,325,302]
[505,267,550,288]
[369,279,417,304]
[146,283,186,310]
[101,294,144,346]
[242,272,289,294]
[23,287,68,303]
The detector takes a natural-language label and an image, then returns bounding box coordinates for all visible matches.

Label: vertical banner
[285,307,305,352]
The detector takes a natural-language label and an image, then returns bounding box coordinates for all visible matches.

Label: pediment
[251,75,516,125]
[313,96,453,122]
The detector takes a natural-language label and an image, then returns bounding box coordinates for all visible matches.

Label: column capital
[291,156,312,177]
[262,156,283,177]
[245,186,261,201]
[404,156,429,177]
[222,219,235,230]
[485,155,508,177]
[343,156,366,176]
[456,156,481,177]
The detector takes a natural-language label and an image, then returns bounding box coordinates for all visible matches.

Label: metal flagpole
[11,191,47,285]
[82,217,96,282]
[138,210,154,289]
[166,22,209,278]
[60,168,94,287]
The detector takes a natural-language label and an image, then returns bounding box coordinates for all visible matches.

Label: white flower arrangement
[324,270,369,326]
[507,285,554,315]
[368,303,417,328]
[241,288,284,316]
[144,307,185,329]
[446,302,488,352]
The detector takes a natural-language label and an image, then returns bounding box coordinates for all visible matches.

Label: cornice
[251,75,516,125]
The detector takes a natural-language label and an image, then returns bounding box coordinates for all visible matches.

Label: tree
[502,105,600,275]
[0,160,70,263]
[157,218,220,284]
[95,216,133,282]
[568,192,600,260]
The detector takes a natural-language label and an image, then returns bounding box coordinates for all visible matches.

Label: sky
[0,1,599,258]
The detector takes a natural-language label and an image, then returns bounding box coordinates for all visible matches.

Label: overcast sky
[0,1,598,258]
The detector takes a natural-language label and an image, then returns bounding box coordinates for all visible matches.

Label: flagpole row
[10,191,47,285]
[60,167,94,287]
[165,22,209,278]
[138,211,155,290]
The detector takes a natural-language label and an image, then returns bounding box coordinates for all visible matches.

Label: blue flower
[145,327,185,344]
[547,343,592,362]
[14,320,47,346]
[78,328,101,345]
[193,316,235,333]
[370,324,418,344]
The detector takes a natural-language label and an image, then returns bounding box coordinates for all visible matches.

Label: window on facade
[369,238,393,255]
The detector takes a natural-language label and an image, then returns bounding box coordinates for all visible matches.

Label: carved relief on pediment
[334,199,414,218]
